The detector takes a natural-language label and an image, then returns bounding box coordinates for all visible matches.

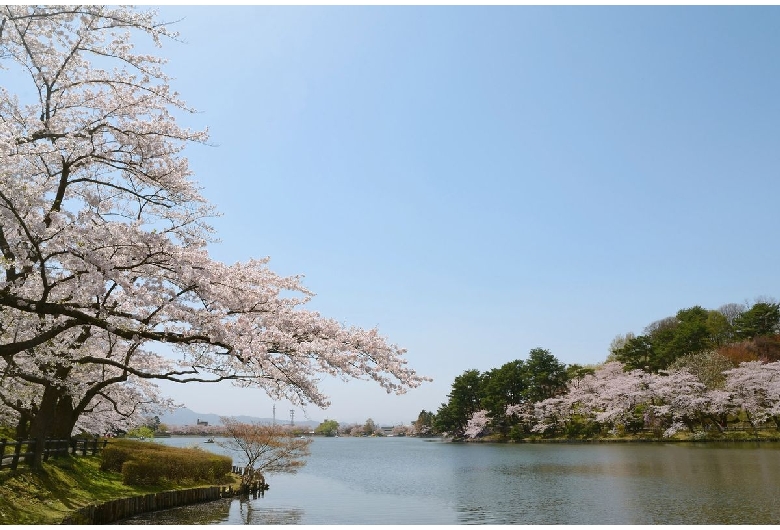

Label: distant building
[196,418,209,426]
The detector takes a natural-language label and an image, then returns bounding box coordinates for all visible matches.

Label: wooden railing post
[1,437,116,470]
[11,440,23,470]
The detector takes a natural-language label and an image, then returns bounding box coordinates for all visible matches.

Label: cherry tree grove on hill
[0,6,427,465]
[486,360,780,439]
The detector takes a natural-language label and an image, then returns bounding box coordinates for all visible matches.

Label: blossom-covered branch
[0,6,428,465]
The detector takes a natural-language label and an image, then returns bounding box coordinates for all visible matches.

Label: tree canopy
[433,348,571,437]
[613,302,780,371]
[314,419,339,437]
[0,6,427,466]
[219,418,311,488]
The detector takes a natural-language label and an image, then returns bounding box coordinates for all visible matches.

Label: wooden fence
[0,437,107,470]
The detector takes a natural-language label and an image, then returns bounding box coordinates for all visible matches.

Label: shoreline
[61,486,230,524]
[444,433,780,444]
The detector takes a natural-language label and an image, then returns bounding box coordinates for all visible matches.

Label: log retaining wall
[61,486,230,524]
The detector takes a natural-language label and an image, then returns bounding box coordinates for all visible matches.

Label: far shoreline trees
[425,298,780,441]
[434,348,568,437]
[314,419,339,437]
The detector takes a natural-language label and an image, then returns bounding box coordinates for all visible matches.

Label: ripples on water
[122,437,780,525]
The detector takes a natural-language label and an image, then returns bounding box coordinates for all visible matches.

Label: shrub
[564,419,601,439]
[508,425,529,441]
[101,439,232,486]
[121,457,166,486]
[100,439,168,472]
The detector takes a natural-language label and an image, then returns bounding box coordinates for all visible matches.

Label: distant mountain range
[158,407,318,428]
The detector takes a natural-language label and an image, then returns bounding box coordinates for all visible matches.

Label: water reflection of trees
[115,495,305,525]
[235,497,304,524]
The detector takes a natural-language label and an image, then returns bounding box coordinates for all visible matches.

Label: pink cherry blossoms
[469,360,780,439]
[0,6,428,462]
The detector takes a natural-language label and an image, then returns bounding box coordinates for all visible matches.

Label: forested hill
[419,299,780,440]
[609,300,780,371]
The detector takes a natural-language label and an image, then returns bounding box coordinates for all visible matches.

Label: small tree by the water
[314,419,339,436]
[219,418,312,488]
[126,426,155,440]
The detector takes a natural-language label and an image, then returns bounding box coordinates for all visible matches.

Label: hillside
[158,407,318,428]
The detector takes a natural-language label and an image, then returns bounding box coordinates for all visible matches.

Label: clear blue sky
[148,5,780,426]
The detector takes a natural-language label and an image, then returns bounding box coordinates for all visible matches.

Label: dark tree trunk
[15,402,32,440]
[26,385,59,467]
[50,395,77,439]
[705,414,726,433]
[24,361,80,468]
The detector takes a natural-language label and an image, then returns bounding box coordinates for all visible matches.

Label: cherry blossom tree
[570,362,653,432]
[0,6,427,466]
[505,402,535,433]
[494,359,780,440]
[515,362,654,436]
[464,409,489,439]
[2,330,177,441]
[391,424,413,436]
[700,389,735,433]
[649,369,707,435]
[724,361,780,430]
[529,397,569,434]
[649,366,747,435]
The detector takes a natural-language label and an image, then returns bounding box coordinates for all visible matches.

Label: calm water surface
[123,436,780,524]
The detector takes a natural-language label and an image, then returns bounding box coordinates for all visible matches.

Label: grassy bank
[0,441,238,524]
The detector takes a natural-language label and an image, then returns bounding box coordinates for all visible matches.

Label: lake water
[122,436,780,525]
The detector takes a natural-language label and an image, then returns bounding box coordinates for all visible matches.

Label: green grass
[0,442,239,524]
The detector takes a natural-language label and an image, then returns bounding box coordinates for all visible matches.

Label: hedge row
[101,439,232,486]
[101,439,166,472]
